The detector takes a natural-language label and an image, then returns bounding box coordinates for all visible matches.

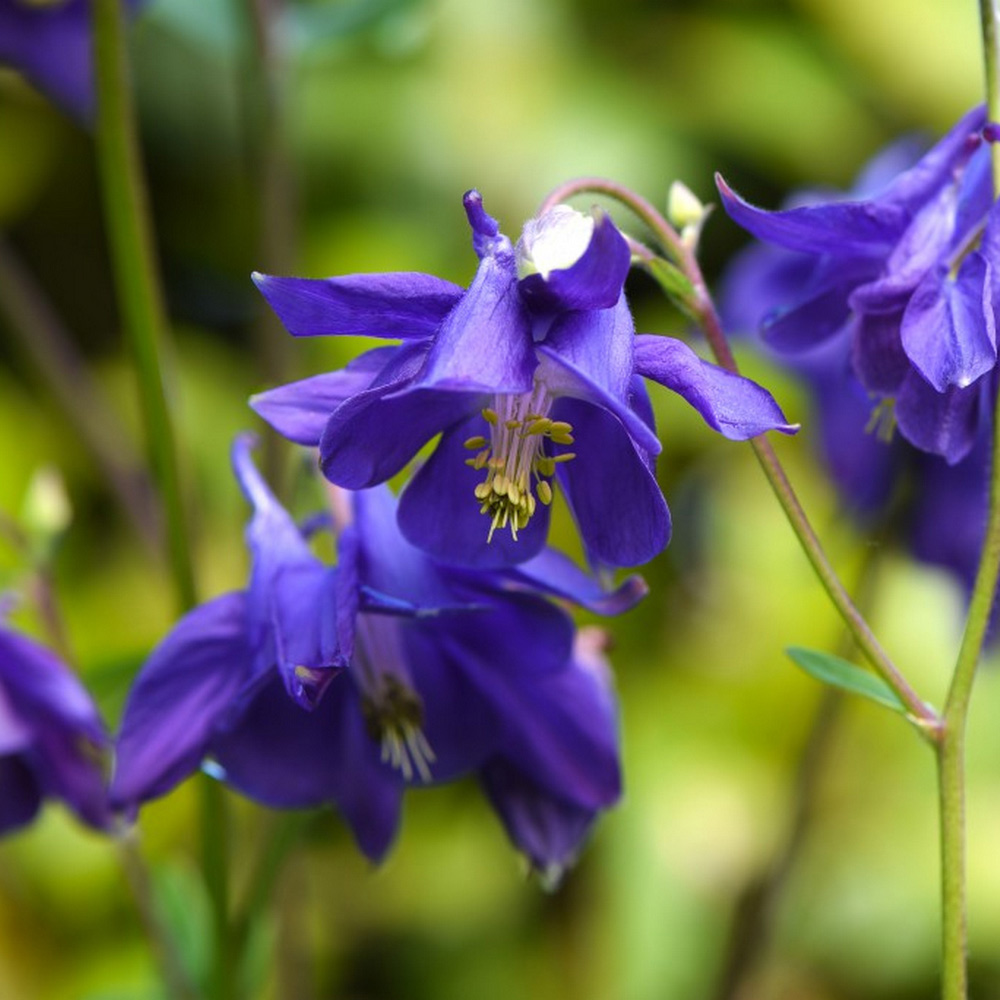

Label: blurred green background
[1,0,996,997]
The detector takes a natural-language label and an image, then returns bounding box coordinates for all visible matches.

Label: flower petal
[249,347,400,446]
[895,370,983,464]
[716,175,905,256]
[251,271,463,339]
[519,210,631,313]
[211,674,404,862]
[901,256,997,392]
[479,759,598,881]
[538,297,662,455]
[504,549,648,615]
[111,592,254,809]
[320,382,481,490]
[417,253,537,394]
[397,417,551,568]
[633,335,797,439]
[850,309,910,394]
[553,398,670,568]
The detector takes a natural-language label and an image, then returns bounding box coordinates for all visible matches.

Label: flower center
[355,618,435,783]
[463,385,576,543]
[360,676,435,782]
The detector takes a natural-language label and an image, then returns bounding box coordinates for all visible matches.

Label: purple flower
[0,0,143,121]
[718,106,998,464]
[112,437,638,872]
[720,172,997,637]
[251,191,795,570]
[0,618,109,834]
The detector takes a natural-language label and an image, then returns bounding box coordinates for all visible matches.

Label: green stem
[935,11,1000,996]
[202,777,235,1000]
[538,178,938,733]
[92,0,196,613]
[92,4,233,995]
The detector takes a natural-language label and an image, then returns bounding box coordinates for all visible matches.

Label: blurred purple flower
[0,619,109,834]
[719,144,998,637]
[718,106,998,464]
[0,0,143,121]
[112,436,639,872]
[252,190,795,571]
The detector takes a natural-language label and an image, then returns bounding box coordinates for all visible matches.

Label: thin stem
[92,0,196,613]
[982,0,1000,191]
[119,830,199,1000]
[202,777,235,1000]
[0,238,159,552]
[935,13,1000,994]
[92,5,235,996]
[538,178,938,732]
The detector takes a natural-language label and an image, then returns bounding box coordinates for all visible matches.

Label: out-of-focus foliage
[0,0,993,997]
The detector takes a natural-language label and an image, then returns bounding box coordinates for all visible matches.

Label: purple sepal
[251,271,463,339]
[633,335,797,439]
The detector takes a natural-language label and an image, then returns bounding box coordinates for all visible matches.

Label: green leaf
[786,646,908,714]
[643,257,698,319]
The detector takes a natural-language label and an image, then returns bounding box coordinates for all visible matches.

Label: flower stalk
[935,7,1000,996]
[92,4,232,997]
[539,178,938,733]
[91,0,195,613]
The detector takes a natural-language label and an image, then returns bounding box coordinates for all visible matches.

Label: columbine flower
[251,190,795,569]
[717,106,999,464]
[0,0,143,121]
[0,616,109,834]
[720,194,997,638]
[112,436,637,870]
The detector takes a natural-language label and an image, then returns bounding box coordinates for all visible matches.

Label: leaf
[786,646,908,714]
[643,258,698,319]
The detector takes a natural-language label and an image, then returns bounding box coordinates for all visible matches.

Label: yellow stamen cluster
[463,393,577,543]
[361,675,436,782]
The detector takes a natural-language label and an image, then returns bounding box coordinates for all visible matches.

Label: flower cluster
[111,437,641,875]
[720,129,995,628]
[718,106,998,465]
[251,191,795,570]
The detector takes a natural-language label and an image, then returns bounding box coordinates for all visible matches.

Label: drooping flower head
[720,143,998,638]
[0,0,144,121]
[252,191,795,570]
[718,106,999,464]
[112,436,639,873]
[0,616,110,834]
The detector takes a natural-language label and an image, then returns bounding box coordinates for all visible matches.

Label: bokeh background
[1,0,997,997]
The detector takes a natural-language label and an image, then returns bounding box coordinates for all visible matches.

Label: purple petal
[538,297,662,455]
[250,347,400,446]
[320,381,481,490]
[850,309,910,394]
[901,257,997,392]
[111,592,254,809]
[480,759,598,879]
[633,335,797,439]
[716,175,905,256]
[895,370,983,464]
[251,271,463,339]
[211,674,404,862]
[397,417,551,568]
[504,549,648,615]
[553,398,671,568]
[519,211,631,313]
[417,254,537,394]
